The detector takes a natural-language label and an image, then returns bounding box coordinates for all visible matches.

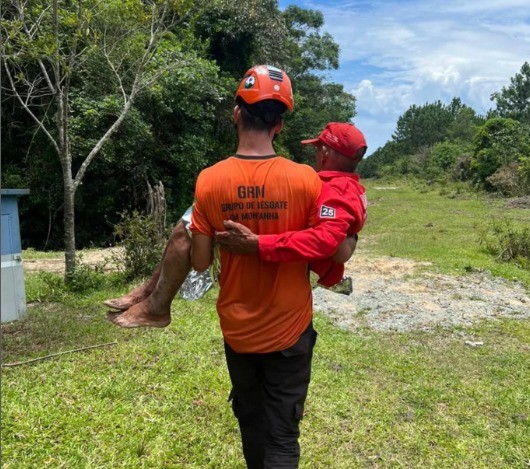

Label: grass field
[2,179,529,468]
[361,179,530,288]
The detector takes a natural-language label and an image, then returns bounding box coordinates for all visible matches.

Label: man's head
[235,65,293,133]
[301,122,367,172]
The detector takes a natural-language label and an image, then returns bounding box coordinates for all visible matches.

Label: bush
[471,118,530,188]
[112,210,170,280]
[486,163,528,197]
[425,141,470,181]
[67,254,108,293]
[26,258,108,301]
[480,219,530,270]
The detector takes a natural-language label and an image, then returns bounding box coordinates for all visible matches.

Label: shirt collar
[317,170,359,181]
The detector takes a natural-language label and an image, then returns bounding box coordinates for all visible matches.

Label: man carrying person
[104,124,368,327]
[215,120,368,287]
[106,64,367,468]
[187,64,326,468]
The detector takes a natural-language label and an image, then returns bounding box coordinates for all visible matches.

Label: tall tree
[1,0,187,279]
[491,62,530,124]
[282,5,339,77]
[392,101,454,155]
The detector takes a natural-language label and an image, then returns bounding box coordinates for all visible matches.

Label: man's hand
[332,235,357,263]
[215,220,259,254]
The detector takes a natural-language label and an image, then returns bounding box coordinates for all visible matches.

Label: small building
[1,189,30,323]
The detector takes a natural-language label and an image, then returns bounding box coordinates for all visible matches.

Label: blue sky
[279,0,530,154]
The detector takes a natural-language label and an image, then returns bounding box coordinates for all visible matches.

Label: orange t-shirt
[190,155,322,353]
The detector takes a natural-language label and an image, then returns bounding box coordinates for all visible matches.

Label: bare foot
[103,286,152,311]
[103,295,147,311]
[106,301,171,328]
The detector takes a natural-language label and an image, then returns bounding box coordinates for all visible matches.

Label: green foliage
[358,141,404,178]
[491,61,530,124]
[25,260,110,302]
[67,254,109,293]
[393,100,455,155]
[193,0,288,75]
[480,219,530,270]
[471,117,530,191]
[283,6,339,75]
[363,98,482,182]
[112,211,169,280]
[424,141,471,181]
[429,141,464,170]
[2,0,357,250]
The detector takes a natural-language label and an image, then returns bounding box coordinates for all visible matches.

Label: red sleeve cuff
[258,234,278,262]
[310,259,344,287]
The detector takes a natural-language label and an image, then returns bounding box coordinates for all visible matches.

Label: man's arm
[216,186,356,262]
[191,233,213,273]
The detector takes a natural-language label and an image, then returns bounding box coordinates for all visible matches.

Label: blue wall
[1,190,30,255]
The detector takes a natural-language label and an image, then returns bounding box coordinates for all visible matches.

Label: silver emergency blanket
[179,206,215,300]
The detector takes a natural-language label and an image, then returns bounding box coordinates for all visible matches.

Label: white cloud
[302,0,530,152]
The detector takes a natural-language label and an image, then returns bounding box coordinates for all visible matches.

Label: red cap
[301,122,367,159]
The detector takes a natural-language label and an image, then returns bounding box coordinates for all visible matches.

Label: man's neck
[236,130,276,157]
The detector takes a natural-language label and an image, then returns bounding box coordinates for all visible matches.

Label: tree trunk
[62,158,76,282]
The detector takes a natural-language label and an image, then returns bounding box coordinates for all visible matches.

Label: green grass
[362,179,530,288]
[2,179,530,467]
[22,247,64,260]
[2,284,529,468]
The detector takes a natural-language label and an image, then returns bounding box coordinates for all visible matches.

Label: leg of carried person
[107,220,192,328]
[103,220,188,311]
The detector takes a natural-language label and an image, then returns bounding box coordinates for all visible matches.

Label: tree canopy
[491,61,530,124]
[359,65,529,197]
[1,0,357,254]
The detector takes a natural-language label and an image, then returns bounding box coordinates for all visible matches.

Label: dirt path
[24,248,530,332]
[314,254,530,332]
[23,248,123,274]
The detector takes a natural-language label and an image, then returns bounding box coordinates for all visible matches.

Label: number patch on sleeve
[320,205,336,218]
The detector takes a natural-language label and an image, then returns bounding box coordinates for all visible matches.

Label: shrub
[67,254,107,293]
[112,210,170,280]
[425,141,471,182]
[480,219,530,270]
[486,163,528,197]
[471,118,530,188]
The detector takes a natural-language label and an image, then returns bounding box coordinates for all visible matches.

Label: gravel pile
[312,256,530,332]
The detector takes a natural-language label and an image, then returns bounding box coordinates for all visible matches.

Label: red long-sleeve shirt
[258,171,367,286]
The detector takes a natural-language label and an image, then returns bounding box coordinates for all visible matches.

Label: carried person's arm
[216,181,361,262]
[309,234,357,287]
[332,234,358,263]
[258,177,363,262]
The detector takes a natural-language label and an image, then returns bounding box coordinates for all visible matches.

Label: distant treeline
[359,62,530,199]
[2,1,356,250]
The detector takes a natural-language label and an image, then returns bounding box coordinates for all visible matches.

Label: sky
[279,0,530,154]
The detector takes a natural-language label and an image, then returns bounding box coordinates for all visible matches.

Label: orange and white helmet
[235,65,294,112]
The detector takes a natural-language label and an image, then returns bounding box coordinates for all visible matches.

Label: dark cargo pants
[224,323,317,469]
